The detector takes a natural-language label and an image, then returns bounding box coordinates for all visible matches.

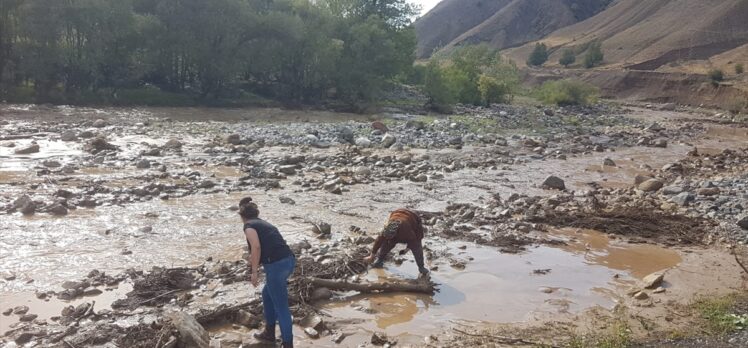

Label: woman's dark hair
[239,197,259,220]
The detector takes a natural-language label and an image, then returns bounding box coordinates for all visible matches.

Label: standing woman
[239,197,296,348]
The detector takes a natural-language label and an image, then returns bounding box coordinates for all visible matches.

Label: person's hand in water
[363,255,375,264]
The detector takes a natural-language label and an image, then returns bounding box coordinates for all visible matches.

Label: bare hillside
[506,0,748,69]
[415,0,611,59]
[414,0,513,59]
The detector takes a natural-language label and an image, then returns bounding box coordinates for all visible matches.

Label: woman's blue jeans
[262,255,296,344]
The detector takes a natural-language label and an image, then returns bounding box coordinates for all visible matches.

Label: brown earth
[414,0,611,59]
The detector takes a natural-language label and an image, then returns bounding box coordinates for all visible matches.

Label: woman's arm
[244,227,262,286]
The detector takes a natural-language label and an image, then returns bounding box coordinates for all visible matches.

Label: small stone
[697,187,720,196]
[354,166,372,176]
[603,158,616,167]
[13,305,29,315]
[670,192,694,206]
[381,134,396,148]
[43,160,62,168]
[304,327,320,339]
[653,287,666,294]
[332,332,346,344]
[542,176,565,190]
[279,196,296,205]
[544,109,555,116]
[169,312,210,348]
[739,216,748,230]
[136,159,151,169]
[2,308,12,315]
[652,138,668,148]
[225,134,241,145]
[662,186,685,195]
[372,121,389,132]
[355,137,372,147]
[15,144,40,154]
[278,165,297,175]
[638,179,664,192]
[164,139,183,149]
[371,332,390,346]
[634,175,653,186]
[19,313,38,322]
[47,203,68,216]
[61,130,78,141]
[92,119,108,128]
[310,287,333,301]
[633,291,649,300]
[642,272,664,289]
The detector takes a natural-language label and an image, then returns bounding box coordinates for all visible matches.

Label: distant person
[239,197,296,348]
[364,208,429,275]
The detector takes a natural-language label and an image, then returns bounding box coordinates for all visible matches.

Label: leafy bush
[734,63,744,75]
[584,41,604,68]
[527,43,549,67]
[559,48,576,67]
[537,79,599,106]
[708,69,724,84]
[478,75,511,106]
[422,44,519,111]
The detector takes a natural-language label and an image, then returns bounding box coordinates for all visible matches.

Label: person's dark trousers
[262,256,296,345]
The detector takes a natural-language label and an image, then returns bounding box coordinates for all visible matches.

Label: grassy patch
[692,295,748,335]
[565,320,632,348]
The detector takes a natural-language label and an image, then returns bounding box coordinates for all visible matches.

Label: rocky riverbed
[1,102,747,347]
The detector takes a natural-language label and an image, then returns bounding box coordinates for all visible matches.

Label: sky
[415,0,441,15]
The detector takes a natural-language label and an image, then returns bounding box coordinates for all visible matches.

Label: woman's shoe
[253,327,275,342]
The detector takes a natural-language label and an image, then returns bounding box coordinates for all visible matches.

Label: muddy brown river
[1,104,746,346]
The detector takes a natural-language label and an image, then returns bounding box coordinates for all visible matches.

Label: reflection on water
[554,228,682,279]
[319,229,682,340]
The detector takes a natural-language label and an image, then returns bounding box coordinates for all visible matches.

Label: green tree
[0,0,23,89]
[423,61,456,112]
[735,63,744,75]
[559,48,576,67]
[584,41,604,68]
[527,43,549,67]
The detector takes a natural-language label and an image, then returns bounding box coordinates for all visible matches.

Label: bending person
[364,208,429,275]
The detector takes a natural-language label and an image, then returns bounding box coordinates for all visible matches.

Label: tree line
[0,0,418,108]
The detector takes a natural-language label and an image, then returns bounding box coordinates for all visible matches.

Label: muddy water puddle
[305,229,681,346]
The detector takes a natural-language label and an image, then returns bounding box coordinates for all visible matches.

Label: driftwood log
[306,277,436,294]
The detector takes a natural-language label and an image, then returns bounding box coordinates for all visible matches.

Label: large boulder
[542,176,565,190]
[168,312,210,348]
[638,179,664,192]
